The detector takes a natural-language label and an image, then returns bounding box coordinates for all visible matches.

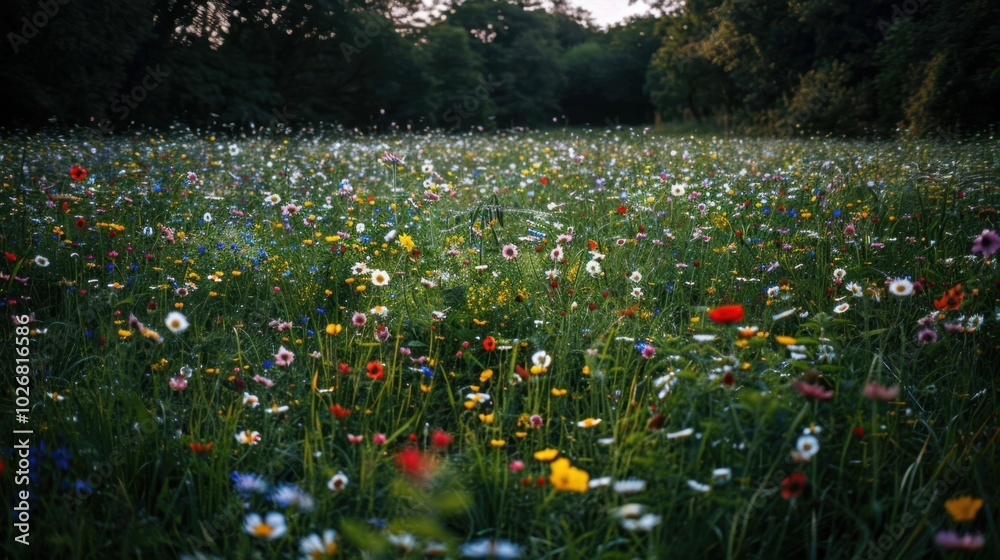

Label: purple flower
[934,530,985,551]
[971,229,1000,258]
[917,328,938,345]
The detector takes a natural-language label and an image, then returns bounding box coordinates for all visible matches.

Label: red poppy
[5,251,17,262]
[539,176,548,185]
[365,360,385,381]
[617,205,628,214]
[933,284,964,311]
[515,364,530,381]
[431,429,453,448]
[781,472,807,499]
[708,304,745,324]
[188,442,214,455]
[395,447,435,484]
[338,362,352,375]
[853,426,866,439]
[482,336,497,352]
[329,404,351,420]
[75,218,87,229]
[70,164,88,182]
[588,239,598,250]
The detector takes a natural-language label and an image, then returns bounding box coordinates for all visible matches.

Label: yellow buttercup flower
[480,369,494,383]
[533,448,559,462]
[478,413,495,425]
[549,458,589,492]
[774,335,797,345]
[550,388,567,397]
[325,323,343,336]
[945,496,984,522]
[490,439,506,448]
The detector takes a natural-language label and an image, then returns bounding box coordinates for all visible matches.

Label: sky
[570,0,650,28]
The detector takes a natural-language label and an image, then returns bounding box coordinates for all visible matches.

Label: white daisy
[243,512,286,540]
[164,311,189,334]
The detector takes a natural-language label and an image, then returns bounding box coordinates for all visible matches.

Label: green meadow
[1,128,997,559]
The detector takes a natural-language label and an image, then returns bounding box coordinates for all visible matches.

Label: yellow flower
[533,448,559,462]
[489,439,506,448]
[549,458,589,492]
[118,329,132,339]
[398,233,415,252]
[325,323,343,336]
[463,400,476,410]
[478,413,495,425]
[515,431,528,438]
[774,335,798,345]
[577,418,602,428]
[550,388,567,397]
[945,496,984,522]
[581,365,590,376]
[480,369,494,383]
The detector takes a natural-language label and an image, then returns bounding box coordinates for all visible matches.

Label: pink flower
[641,345,656,360]
[863,382,900,401]
[252,374,275,387]
[509,460,525,472]
[792,381,834,401]
[274,345,295,367]
[934,530,985,551]
[347,434,364,444]
[529,414,544,428]
[169,374,188,391]
[373,433,387,445]
[501,244,519,260]
[352,312,367,328]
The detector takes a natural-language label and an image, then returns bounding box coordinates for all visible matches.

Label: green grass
[1,128,997,559]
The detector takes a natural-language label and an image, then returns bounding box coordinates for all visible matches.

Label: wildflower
[534,448,559,462]
[460,539,523,559]
[549,458,589,493]
[967,314,984,331]
[671,183,686,197]
[396,447,435,484]
[272,484,315,511]
[971,229,1000,258]
[832,268,847,282]
[351,312,367,328]
[577,418,602,428]
[265,403,289,414]
[621,513,662,532]
[708,304,745,324]
[529,414,544,427]
[188,442,213,455]
[549,247,564,261]
[863,382,900,401]
[70,164,88,182]
[398,233,415,252]
[774,335,797,346]
[509,460,525,472]
[483,336,497,351]
[795,435,820,461]
[232,472,268,495]
[327,471,349,491]
[833,303,850,314]
[34,255,50,267]
[253,374,275,387]
[370,269,390,287]
[274,346,295,367]
[712,468,732,484]
[329,404,351,420]
[164,311,189,334]
[629,270,643,283]
[299,529,338,559]
[501,244,519,260]
[792,381,834,401]
[530,350,551,374]
[613,479,647,495]
[388,533,418,555]
[347,434,363,444]
[264,193,282,206]
[244,512,287,540]
[772,308,796,321]
[666,428,694,439]
[934,284,964,311]
[781,472,807,499]
[365,361,384,381]
[917,328,938,345]
[687,480,711,493]
[243,392,260,408]
[325,323,343,336]
[430,430,453,448]
[490,439,506,448]
[845,282,863,297]
[169,374,188,391]
[945,496,984,523]
[888,278,914,297]
[585,260,602,276]
[235,430,261,445]
[934,530,985,551]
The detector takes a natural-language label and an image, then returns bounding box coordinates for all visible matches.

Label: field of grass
[1,127,998,559]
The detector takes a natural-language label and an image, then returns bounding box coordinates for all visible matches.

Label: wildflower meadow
[1,127,998,559]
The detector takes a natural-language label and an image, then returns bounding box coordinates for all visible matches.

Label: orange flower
[945,496,984,522]
[933,284,964,311]
[365,361,385,381]
[482,336,497,352]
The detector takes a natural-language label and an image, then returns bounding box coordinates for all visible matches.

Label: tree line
[1,0,997,136]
